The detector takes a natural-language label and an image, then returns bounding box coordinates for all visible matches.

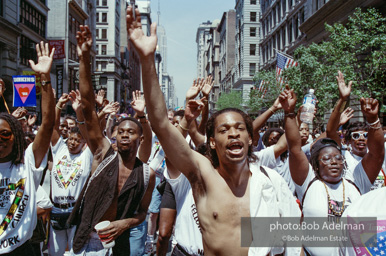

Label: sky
[148,0,236,107]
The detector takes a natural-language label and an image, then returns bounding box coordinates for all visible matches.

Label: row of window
[97,44,107,55]
[97,0,108,6]
[97,12,108,23]
[96,29,108,39]
[69,14,83,38]
[20,35,37,66]
[20,0,46,37]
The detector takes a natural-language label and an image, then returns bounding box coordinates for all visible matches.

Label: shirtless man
[68,25,155,256]
[126,7,299,256]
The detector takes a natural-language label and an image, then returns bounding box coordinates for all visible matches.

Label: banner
[12,76,36,107]
[49,40,65,59]
[56,65,64,99]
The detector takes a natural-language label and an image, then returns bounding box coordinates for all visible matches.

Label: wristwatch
[41,80,51,86]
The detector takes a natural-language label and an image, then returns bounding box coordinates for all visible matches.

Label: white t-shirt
[255,146,295,194]
[149,147,165,179]
[295,164,369,256]
[51,137,93,207]
[0,144,47,253]
[341,187,386,255]
[36,185,53,209]
[164,169,204,256]
[343,148,384,192]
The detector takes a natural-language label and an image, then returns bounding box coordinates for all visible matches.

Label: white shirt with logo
[51,137,93,208]
[0,144,47,253]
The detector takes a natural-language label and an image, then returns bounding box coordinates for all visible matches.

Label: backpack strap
[300,177,318,209]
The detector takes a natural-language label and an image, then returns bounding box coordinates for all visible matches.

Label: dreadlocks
[0,113,26,166]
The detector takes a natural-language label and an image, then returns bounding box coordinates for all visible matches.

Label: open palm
[76,25,93,58]
[29,42,55,75]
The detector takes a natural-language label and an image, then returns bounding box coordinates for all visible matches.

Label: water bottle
[300,89,316,124]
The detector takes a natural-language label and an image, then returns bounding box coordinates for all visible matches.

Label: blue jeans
[129,220,147,256]
[148,176,163,213]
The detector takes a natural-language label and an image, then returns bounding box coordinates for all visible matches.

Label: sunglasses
[319,154,344,165]
[0,132,12,141]
[351,132,368,140]
[110,137,117,144]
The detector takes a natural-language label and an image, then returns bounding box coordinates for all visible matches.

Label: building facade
[234,0,260,101]
[218,9,236,95]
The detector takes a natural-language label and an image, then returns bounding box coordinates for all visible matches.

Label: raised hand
[131,90,145,115]
[57,93,70,107]
[272,96,283,111]
[279,85,297,113]
[12,107,28,119]
[184,98,205,122]
[339,107,354,126]
[69,90,82,112]
[202,75,214,98]
[27,114,37,127]
[95,89,106,108]
[76,25,93,58]
[186,78,204,101]
[126,6,157,58]
[336,71,352,100]
[29,42,55,75]
[360,97,379,123]
[103,101,120,115]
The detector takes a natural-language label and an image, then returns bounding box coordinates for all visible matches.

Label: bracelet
[284,112,296,118]
[178,123,189,132]
[268,107,275,114]
[56,105,62,110]
[137,115,146,119]
[369,123,381,130]
[76,119,85,125]
[367,118,380,126]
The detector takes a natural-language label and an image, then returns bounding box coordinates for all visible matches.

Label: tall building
[234,0,260,101]
[0,0,49,113]
[95,0,122,103]
[259,0,385,70]
[259,0,305,70]
[218,10,236,94]
[196,21,217,79]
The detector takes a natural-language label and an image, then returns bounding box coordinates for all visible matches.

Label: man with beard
[68,25,154,256]
[126,6,300,256]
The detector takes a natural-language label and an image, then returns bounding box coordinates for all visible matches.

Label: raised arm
[326,71,351,146]
[360,98,384,183]
[252,96,282,139]
[280,86,309,185]
[52,93,70,146]
[29,42,55,168]
[76,25,110,155]
[198,75,213,135]
[127,7,206,185]
[68,89,89,142]
[131,90,152,163]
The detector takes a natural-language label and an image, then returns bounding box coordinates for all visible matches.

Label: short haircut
[69,126,82,136]
[310,138,342,177]
[344,121,367,142]
[205,108,257,168]
[65,115,76,122]
[117,117,143,135]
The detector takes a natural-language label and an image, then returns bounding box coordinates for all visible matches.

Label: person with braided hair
[0,42,55,255]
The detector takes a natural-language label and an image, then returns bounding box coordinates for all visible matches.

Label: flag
[276,51,298,88]
[12,76,36,107]
[257,80,269,98]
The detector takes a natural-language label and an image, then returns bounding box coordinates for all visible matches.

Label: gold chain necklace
[321,179,345,217]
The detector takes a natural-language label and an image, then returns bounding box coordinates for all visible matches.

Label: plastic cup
[94,221,115,249]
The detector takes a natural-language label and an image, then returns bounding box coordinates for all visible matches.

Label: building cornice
[69,0,89,20]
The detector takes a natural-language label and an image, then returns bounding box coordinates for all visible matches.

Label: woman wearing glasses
[326,71,385,193]
[280,81,383,256]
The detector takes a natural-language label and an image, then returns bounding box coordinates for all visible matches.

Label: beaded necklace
[321,179,345,217]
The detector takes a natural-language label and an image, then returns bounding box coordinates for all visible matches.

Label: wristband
[367,118,380,126]
[76,119,85,125]
[268,107,275,114]
[178,123,189,132]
